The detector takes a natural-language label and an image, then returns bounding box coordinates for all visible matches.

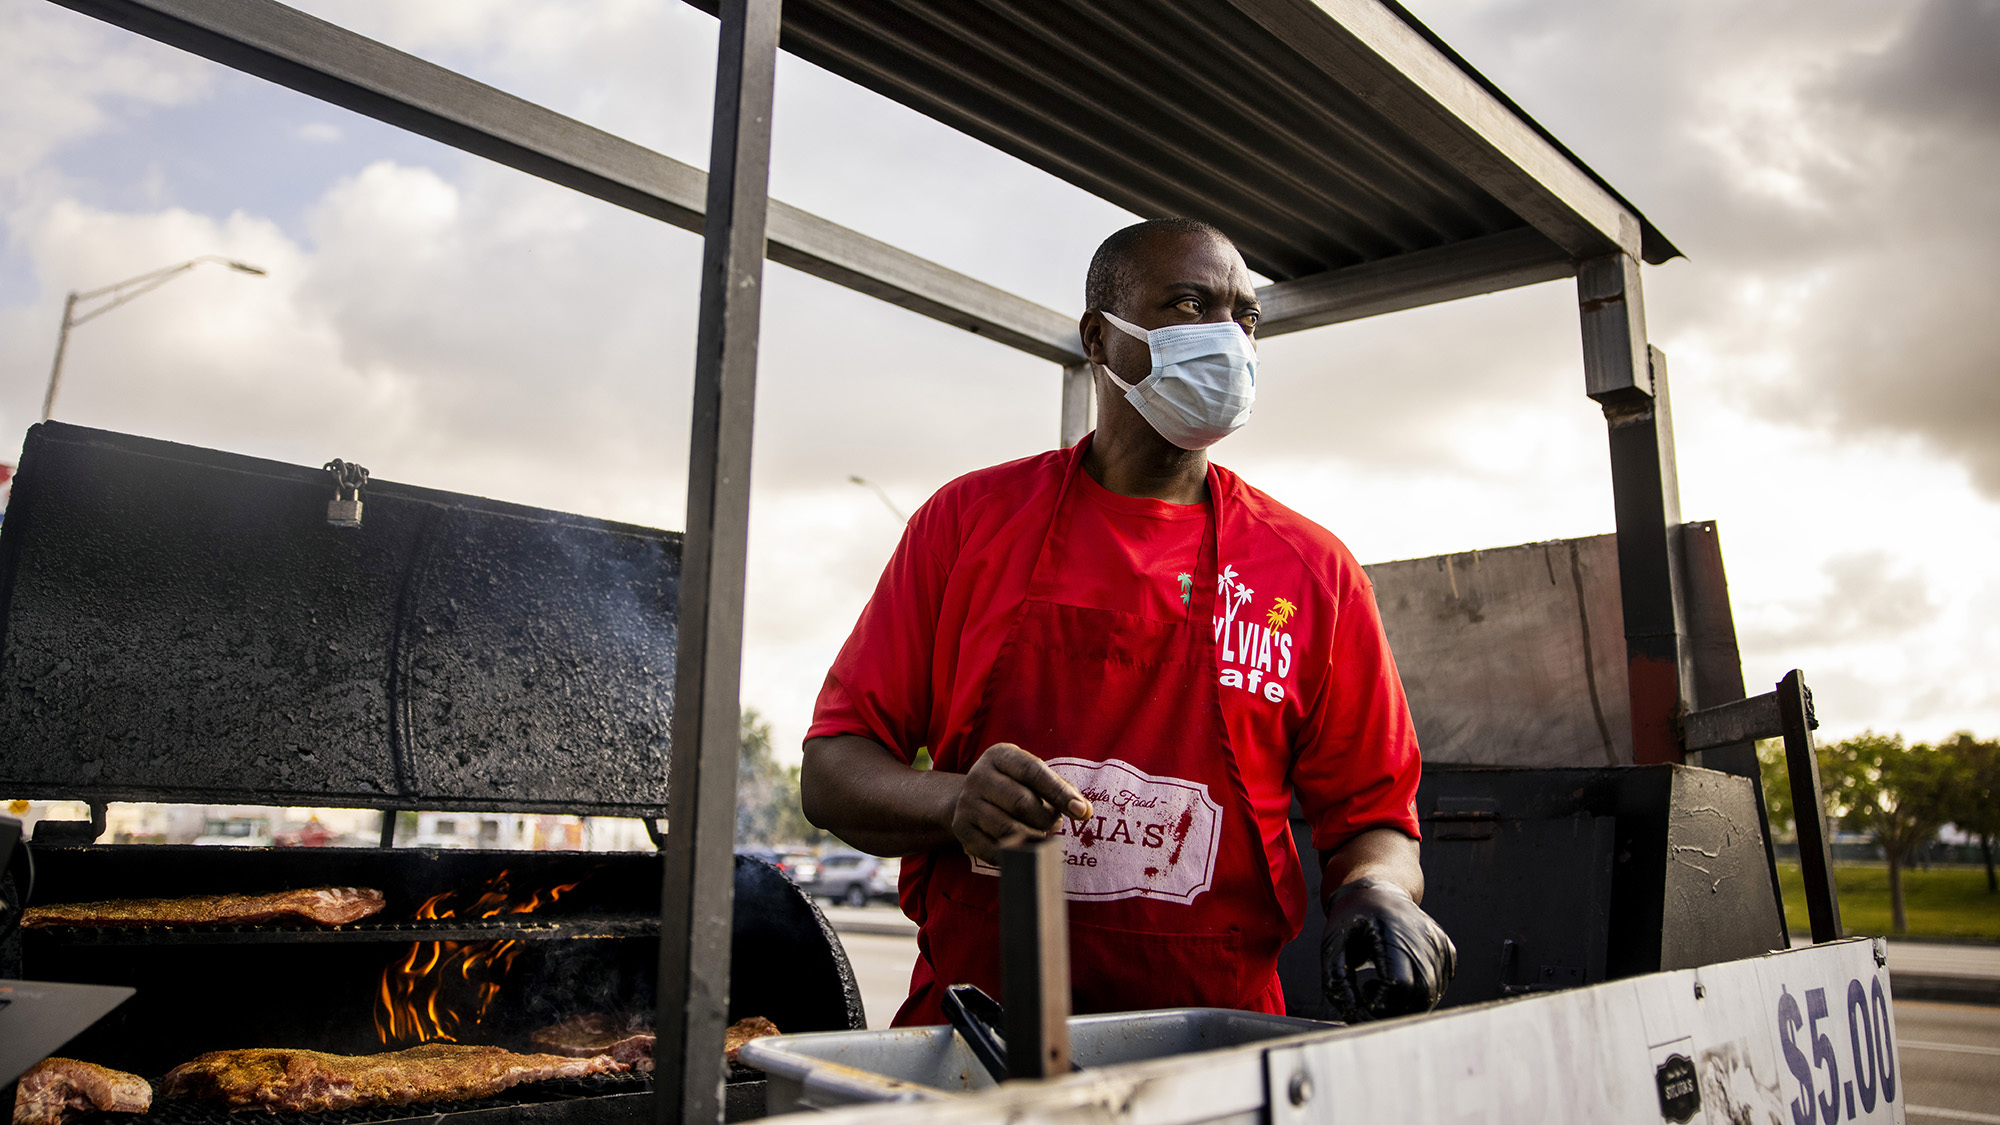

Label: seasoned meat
[526,1014,777,1073]
[159,1045,622,1112]
[724,1017,780,1064]
[24,888,385,929]
[602,1034,654,1073]
[12,1058,152,1125]
[527,1014,642,1058]
[528,1015,655,1073]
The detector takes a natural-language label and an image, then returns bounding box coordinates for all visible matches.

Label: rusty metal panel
[1366,526,1745,769]
[1366,534,1633,767]
[0,423,680,817]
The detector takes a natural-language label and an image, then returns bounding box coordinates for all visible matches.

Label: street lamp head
[226,261,268,276]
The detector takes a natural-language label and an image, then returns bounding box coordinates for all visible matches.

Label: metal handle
[942,984,1011,1083]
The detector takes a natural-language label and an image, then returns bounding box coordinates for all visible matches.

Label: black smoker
[0,423,863,1124]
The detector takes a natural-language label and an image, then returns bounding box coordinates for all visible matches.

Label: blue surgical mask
[1096,310,1257,450]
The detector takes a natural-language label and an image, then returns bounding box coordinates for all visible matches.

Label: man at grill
[800,219,1455,1026]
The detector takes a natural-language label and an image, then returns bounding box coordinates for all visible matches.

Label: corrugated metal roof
[695,0,1677,286]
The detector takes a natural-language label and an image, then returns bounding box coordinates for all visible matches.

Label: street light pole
[41,255,268,422]
[848,474,908,523]
[41,292,81,423]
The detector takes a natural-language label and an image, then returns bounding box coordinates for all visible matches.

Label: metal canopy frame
[38,0,1697,1120]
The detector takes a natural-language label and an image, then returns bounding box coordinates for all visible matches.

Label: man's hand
[1320,876,1456,1023]
[951,743,1093,863]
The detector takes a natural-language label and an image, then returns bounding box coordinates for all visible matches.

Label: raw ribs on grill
[160,1045,623,1113]
[12,1058,152,1125]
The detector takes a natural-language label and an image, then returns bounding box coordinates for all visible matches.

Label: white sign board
[1268,938,1902,1125]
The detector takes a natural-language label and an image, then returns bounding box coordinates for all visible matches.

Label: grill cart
[10,0,1858,1122]
[0,423,867,1122]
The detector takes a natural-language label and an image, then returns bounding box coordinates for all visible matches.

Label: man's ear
[1079,310,1109,366]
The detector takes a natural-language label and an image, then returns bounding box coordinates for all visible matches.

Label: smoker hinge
[324,459,369,528]
[1424,796,1500,841]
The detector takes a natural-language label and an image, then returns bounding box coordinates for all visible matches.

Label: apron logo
[970,757,1223,905]
[1213,565,1295,705]
[1176,571,1193,608]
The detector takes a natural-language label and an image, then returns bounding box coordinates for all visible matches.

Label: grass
[1775,861,2000,941]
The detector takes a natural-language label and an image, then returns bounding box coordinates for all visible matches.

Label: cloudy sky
[1,0,1995,763]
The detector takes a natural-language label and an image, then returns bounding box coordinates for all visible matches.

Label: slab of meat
[529,1015,655,1073]
[527,1013,643,1058]
[526,1014,777,1073]
[724,1018,780,1064]
[12,1058,152,1125]
[160,1045,623,1113]
[23,888,385,929]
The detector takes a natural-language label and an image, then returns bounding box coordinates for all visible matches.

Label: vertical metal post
[1000,838,1071,1079]
[655,1,780,1122]
[1578,253,1691,764]
[1059,361,1094,448]
[1777,669,1841,942]
[42,292,79,421]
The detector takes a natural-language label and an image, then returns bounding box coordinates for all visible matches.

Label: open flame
[373,869,580,1045]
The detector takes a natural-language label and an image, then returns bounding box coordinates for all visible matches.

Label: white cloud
[1,0,1995,768]
[0,0,213,184]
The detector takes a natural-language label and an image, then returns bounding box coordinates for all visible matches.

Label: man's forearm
[1320,827,1425,905]
[801,735,964,856]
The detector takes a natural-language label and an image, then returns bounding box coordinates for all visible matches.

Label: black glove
[1320,876,1456,1022]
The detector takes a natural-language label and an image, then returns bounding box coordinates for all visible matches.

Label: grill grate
[26,917,661,946]
[90,1072,675,1125]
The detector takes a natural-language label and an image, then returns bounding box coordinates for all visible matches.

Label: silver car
[811,851,896,907]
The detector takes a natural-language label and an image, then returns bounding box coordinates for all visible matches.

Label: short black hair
[1084,217,1231,314]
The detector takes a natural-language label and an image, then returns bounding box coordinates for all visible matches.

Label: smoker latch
[324,459,370,528]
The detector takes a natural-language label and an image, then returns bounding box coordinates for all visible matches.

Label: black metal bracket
[1682,670,1839,944]
[30,801,106,845]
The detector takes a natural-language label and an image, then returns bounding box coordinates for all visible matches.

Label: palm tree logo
[1266,597,1298,629]
[1177,572,1194,607]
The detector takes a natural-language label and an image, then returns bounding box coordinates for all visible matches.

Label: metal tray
[740,1007,1331,1112]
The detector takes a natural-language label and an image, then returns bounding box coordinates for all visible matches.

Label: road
[831,924,2000,1117]
[1899,1000,2000,1124]
[835,930,917,1029]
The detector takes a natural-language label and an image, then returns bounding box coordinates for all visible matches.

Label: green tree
[1937,732,2000,893]
[1817,732,1957,933]
[1757,738,1796,842]
[736,708,830,848]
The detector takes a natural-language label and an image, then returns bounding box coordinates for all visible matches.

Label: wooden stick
[1000,837,1071,1079]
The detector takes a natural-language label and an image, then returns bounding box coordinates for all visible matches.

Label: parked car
[776,848,820,886]
[736,846,820,887]
[811,851,896,907]
[191,817,273,847]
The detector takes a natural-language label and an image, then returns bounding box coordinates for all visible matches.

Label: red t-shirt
[808,445,1421,936]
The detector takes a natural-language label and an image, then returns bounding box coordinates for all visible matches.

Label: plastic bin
[739,1007,1331,1113]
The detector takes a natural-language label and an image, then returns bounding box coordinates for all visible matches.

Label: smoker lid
[0,422,679,818]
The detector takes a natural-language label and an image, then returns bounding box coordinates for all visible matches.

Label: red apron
[893,440,1288,1026]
